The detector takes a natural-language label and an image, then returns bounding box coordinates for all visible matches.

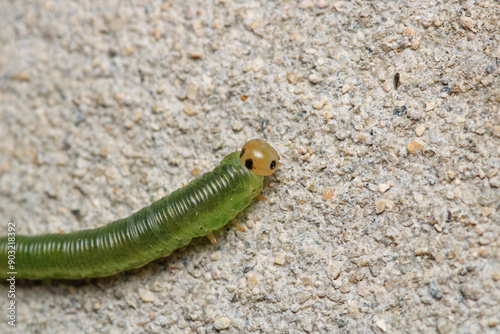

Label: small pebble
[424,102,436,112]
[312,100,324,110]
[407,139,425,154]
[287,71,298,84]
[435,253,445,263]
[429,282,443,300]
[375,319,387,332]
[183,103,198,116]
[298,1,313,10]
[252,59,263,72]
[460,284,481,301]
[312,97,329,110]
[246,272,259,289]
[274,252,286,265]
[415,124,426,137]
[133,109,143,122]
[415,247,431,256]
[308,73,322,84]
[459,16,476,33]
[492,125,500,138]
[138,288,155,303]
[187,82,198,100]
[10,71,30,81]
[481,207,494,217]
[378,184,391,193]
[489,319,499,327]
[341,84,351,94]
[290,304,301,313]
[489,176,499,188]
[437,318,451,334]
[214,316,231,330]
[295,291,311,304]
[323,188,335,200]
[411,39,421,50]
[189,51,203,59]
[231,121,244,131]
[152,25,162,39]
[403,26,415,37]
[375,199,392,213]
[192,167,201,176]
[326,261,341,281]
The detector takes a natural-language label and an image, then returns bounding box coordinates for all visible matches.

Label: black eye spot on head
[240,148,245,158]
[245,159,253,170]
[270,160,276,169]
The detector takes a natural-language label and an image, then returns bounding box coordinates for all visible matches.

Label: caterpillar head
[240,139,280,176]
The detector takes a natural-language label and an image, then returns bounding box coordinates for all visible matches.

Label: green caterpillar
[0,139,280,280]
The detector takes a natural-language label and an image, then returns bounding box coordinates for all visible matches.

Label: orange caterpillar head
[240,139,280,176]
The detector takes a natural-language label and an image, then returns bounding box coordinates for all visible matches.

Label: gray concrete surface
[0,0,499,333]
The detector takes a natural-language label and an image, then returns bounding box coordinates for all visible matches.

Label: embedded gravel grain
[0,1,499,333]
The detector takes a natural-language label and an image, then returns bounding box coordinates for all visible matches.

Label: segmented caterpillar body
[0,140,279,279]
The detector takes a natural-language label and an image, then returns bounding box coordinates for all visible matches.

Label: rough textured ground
[0,0,499,333]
